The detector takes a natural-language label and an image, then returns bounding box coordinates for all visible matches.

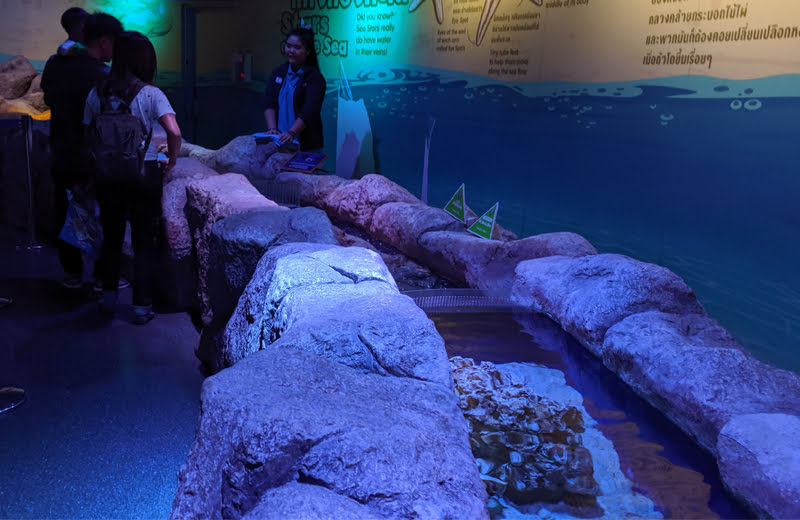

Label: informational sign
[443,183,466,223]
[283,151,328,174]
[277,1,800,84]
[467,201,498,239]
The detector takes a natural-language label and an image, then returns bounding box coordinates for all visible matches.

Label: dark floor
[0,225,204,519]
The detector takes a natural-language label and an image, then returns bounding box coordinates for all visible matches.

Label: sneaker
[61,275,82,289]
[132,304,154,325]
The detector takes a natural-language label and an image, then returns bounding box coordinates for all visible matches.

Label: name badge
[275,77,283,84]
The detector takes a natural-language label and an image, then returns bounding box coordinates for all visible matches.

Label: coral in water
[450,356,600,514]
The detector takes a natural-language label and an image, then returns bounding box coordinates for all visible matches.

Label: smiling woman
[263,26,327,152]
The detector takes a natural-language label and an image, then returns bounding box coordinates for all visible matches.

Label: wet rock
[717,413,800,520]
[170,348,488,520]
[221,242,337,364]
[219,244,453,387]
[159,182,204,310]
[241,482,378,520]
[174,140,214,163]
[368,201,466,260]
[211,135,276,176]
[171,136,292,178]
[416,231,596,294]
[0,56,37,100]
[164,156,218,184]
[159,159,221,310]
[418,231,499,288]
[334,221,450,291]
[274,170,352,208]
[185,174,283,325]
[323,173,421,229]
[268,290,453,387]
[255,149,294,180]
[197,208,338,373]
[512,254,705,350]
[450,357,599,508]
[602,311,800,453]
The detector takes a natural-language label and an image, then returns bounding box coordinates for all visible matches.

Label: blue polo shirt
[277,66,303,133]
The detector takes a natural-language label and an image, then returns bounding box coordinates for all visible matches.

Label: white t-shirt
[84,84,175,161]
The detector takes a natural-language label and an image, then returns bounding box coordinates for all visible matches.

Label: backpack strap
[97,76,147,113]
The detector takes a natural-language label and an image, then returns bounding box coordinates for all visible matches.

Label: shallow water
[433,311,752,519]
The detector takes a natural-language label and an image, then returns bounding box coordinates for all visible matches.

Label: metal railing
[404,288,522,313]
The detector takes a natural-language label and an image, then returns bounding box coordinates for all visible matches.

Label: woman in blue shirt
[264,27,326,151]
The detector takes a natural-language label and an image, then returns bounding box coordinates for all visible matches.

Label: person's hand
[162,163,175,175]
[160,156,175,175]
[277,131,293,145]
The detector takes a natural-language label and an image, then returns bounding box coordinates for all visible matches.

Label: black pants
[96,162,162,307]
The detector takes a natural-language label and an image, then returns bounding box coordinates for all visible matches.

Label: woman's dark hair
[287,27,319,69]
[104,31,157,97]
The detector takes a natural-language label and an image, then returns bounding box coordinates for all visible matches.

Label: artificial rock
[219,244,454,387]
[184,173,283,325]
[0,55,37,100]
[241,482,379,520]
[158,160,219,310]
[196,207,338,372]
[322,173,421,229]
[421,231,598,294]
[717,413,800,520]
[170,348,488,520]
[602,311,800,454]
[511,253,705,350]
[274,170,352,208]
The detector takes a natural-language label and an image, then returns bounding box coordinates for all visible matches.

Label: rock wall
[166,133,798,518]
[171,244,488,519]
[511,254,800,519]
[0,56,47,118]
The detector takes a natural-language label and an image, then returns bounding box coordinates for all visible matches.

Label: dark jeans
[96,162,162,307]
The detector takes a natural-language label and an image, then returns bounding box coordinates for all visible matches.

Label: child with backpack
[83,31,181,325]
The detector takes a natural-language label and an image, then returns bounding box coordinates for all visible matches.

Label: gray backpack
[88,79,152,186]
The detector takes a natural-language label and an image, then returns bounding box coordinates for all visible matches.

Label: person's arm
[158,113,182,175]
[264,108,278,134]
[277,70,325,145]
[276,118,306,145]
[264,66,283,134]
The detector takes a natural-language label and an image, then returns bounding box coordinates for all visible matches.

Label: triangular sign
[467,202,499,240]
[443,184,466,223]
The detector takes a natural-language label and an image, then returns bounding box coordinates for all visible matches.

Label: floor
[0,225,204,519]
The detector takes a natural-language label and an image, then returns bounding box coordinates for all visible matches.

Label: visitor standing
[83,31,181,325]
[41,11,123,289]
